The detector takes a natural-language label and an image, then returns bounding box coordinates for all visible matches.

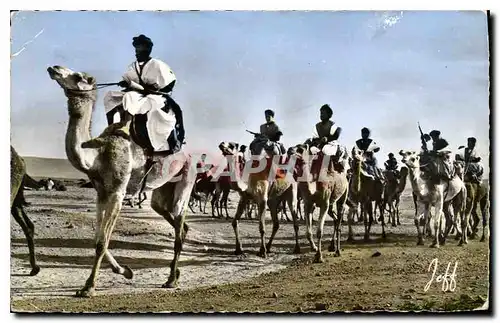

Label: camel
[399,150,467,247]
[11,146,40,276]
[189,174,217,215]
[467,181,489,242]
[47,65,196,297]
[382,167,408,227]
[292,143,349,263]
[230,140,300,258]
[347,147,386,241]
[453,160,490,242]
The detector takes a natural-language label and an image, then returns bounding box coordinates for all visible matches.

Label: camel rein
[65,82,120,94]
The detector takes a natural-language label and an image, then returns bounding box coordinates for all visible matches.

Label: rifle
[246,130,266,138]
[418,122,428,153]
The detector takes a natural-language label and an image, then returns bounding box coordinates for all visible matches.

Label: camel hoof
[266,243,272,253]
[310,245,318,253]
[458,241,464,247]
[293,245,301,254]
[430,243,440,249]
[234,246,244,256]
[75,287,96,298]
[257,247,267,258]
[29,265,41,276]
[313,254,324,264]
[480,236,486,242]
[469,233,477,240]
[123,266,133,280]
[391,223,397,228]
[346,236,354,243]
[397,221,401,226]
[363,235,370,242]
[417,239,424,246]
[334,251,340,257]
[162,269,180,288]
[162,281,177,289]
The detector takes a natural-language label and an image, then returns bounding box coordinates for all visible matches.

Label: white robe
[311,123,339,156]
[103,58,177,151]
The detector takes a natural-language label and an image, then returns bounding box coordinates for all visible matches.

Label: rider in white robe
[103,34,180,152]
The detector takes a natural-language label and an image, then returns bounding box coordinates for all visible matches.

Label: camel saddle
[420,151,455,182]
[129,95,183,158]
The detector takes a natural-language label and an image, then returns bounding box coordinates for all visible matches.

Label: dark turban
[132,34,153,48]
[320,104,333,117]
[264,109,275,117]
[429,130,441,138]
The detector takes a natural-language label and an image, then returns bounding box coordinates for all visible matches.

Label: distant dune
[22,156,85,180]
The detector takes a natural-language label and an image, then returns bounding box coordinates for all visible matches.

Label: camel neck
[65,94,97,174]
[408,166,426,198]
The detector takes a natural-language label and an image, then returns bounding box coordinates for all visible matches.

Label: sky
[10,11,490,172]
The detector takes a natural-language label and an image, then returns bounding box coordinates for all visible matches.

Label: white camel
[399,150,466,247]
[48,65,196,297]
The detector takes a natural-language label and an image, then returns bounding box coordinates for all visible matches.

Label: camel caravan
[11,34,489,297]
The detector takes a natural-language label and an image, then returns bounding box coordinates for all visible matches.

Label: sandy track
[11,185,489,312]
[11,186,306,300]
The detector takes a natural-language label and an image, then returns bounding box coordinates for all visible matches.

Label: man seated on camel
[250,109,286,157]
[305,104,347,171]
[455,136,484,183]
[384,153,400,177]
[355,127,385,183]
[82,34,185,156]
[420,130,454,181]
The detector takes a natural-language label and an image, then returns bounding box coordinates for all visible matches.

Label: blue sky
[10,11,490,171]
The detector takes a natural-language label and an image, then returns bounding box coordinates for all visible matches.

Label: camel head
[218,141,239,156]
[47,66,96,92]
[399,150,420,168]
[351,146,365,162]
[453,160,465,179]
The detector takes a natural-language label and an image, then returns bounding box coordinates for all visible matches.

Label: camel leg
[76,189,126,298]
[286,188,301,254]
[212,184,221,218]
[151,179,193,288]
[335,203,344,256]
[430,198,444,248]
[11,203,40,276]
[415,201,426,245]
[480,195,489,242]
[222,187,231,219]
[468,190,479,239]
[441,203,453,245]
[282,200,291,222]
[256,198,268,258]
[372,201,378,225]
[363,201,372,241]
[304,197,317,252]
[330,193,347,256]
[379,199,386,239]
[93,198,132,280]
[297,197,303,221]
[265,198,280,254]
[188,198,196,214]
[389,198,396,227]
[396,196,401,226]
[313,192,331,263]
[232,192,249,255]
[347,204,355,242]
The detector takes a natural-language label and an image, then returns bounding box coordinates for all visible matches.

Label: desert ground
[10,158,490,313]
